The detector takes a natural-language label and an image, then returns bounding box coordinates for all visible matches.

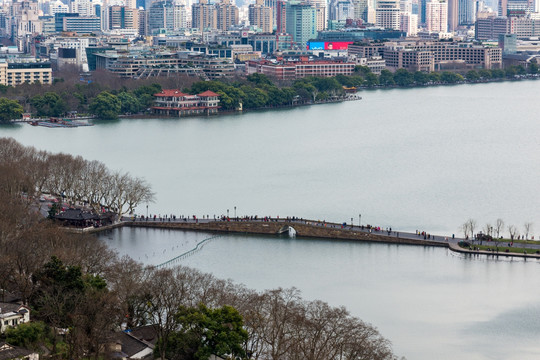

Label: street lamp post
[359,214,361,227]
[227,209,229,218]
[146,204,148,218]
[234,206,236,218]
[351,217,353,228]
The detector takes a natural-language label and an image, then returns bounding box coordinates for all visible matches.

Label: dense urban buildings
[0,0,533,85]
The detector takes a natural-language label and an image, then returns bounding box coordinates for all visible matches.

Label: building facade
[376,0,400,29]
[152,89,220,117]
[426,0,448,32]
[249,0,273,33]
[285,1,317,49]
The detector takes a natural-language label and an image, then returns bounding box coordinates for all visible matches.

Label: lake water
[3,80,540,359]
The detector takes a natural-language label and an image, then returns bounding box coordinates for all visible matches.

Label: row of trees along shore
[0,137,154,217]
[0,64,538,121]
[0,138,398,360]
[461,218,535,240]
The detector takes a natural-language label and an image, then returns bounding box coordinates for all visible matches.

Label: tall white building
[50,0,69,15]
[399,11,417,35]
[70,0,95,16]
[426,0,447,32]
[376,0,400,29]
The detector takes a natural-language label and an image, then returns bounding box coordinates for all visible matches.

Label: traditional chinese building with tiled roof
[152,89,220,117]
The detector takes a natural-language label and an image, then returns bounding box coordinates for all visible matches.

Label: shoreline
[5,74,539,124]
[84,218,540,260]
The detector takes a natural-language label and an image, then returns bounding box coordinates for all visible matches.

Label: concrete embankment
[448,241,540,259]
[123,220,445,247]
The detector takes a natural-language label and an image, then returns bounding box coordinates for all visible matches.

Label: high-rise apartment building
[50,0,69,16]
[376,0,400,29]
[107,6,139,30]
[447,0,458,31]
[307,0,327,31]
[192,0,217,31]
[285,0,317,49]
[426,0,448,32]
[276,0,287,33]
[216,0,239,31]
[148,0,187,33]
[249,0,273,33]
[353,0,369,22]
[70,0,94,17]
[400,12,418,35]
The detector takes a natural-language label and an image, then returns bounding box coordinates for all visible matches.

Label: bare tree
[461,222,470,239]
[495,218,504,238]
[508,225,519,240]
[467,219,477,240]
[483,223,493,237]
[524,222,533,240]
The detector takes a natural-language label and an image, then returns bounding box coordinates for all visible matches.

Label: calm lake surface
[3,81,540,359]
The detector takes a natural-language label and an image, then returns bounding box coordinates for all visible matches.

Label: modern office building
[285,1,317,49]
[447,0,458,31]
[0,60,52,86]
[498,33,517,54]
[55,13,79,32]
[475,16,508,39]
[63,16,101,34]
[458,0,475,25]
[383,46,434,71]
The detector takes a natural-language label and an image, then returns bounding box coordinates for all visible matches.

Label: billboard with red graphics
[307,41,353,50]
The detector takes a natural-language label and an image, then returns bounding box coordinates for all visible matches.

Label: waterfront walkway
[115,216,540,260]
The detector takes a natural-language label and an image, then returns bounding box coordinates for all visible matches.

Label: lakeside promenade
[106,216,540,260]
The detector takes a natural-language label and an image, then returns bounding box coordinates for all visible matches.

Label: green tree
[515,65,527,75]
[240,86,269,109]
[335,74,355,87]
[440,71,463,83]
[0,98,23,122]
[133,84,162,108]
[118,91,141,114]
[413,71,430,85]
[364,72,379,87]
[491,69,505,79]
[354,65,372,76]
[528,61,538,74]
[379,70,395,86]
[504,66,517,78]
[157,304,248,360]
[466,70,480,81]
[429,72,441,83]
[5,322,50,350]
[246,73,273,86]
[478,69,492,79]
[31,92,67,117]
[393,68,414,86]
[89,91,121,119]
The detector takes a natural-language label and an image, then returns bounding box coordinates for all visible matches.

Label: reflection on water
[100,227,540,360]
